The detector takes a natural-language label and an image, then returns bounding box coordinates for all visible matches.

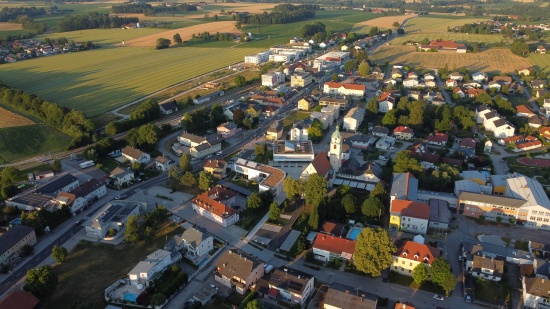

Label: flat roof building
[273,140,315,163]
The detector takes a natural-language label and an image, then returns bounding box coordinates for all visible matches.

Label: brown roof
[396,241,440,265]
[493,76,512,83]
[257,164,285,189]
[0,291,39,309]
[122,145,144,160]
[269,267,314,295]
[390,200,430,220]
[56,192,76,204]
[313,234,356,256]
[216,249,263,282]
[70,178,104,197]
[204,159,226,169]
[192,192,237,218]
[325,82,366,91]
[460,138,476,148]
[458,192,526,208]
[516,105,534,115]
[311,152,331,176]
[472,255,504,276]
[323,287,377,309]
[524,277,550,297]
[320,221,345,236]
[426,133,448,144]
[180,132,205,144]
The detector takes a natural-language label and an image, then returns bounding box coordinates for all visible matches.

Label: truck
[79,160,95,169]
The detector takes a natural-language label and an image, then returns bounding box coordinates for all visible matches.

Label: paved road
[511,73,539,112]
[433,69,455,106]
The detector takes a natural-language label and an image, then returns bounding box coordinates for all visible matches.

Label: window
[533,211,539,215]
[410,262,413,266]
[409,270,412,273]
[530,216,536,220]
[402,261,405,265]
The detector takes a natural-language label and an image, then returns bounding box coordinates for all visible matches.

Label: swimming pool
[123,292,138,303]
[198,257,208,267]
[347,227,363,240]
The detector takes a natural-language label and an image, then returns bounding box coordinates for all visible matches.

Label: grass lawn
[282,110,311,130]
[47,222,184,308]
[514,239,529,251]
[230,178,259,192]
[0,124,71,164]
[388,272,445,294]
[528,53,550,74]
[405,16,496,32]
[474,278,502,305]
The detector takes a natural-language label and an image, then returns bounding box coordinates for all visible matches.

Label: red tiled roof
[313,234,356,256]
[207,186,236,201]
[394,126,413,134]
[525,135,537,141]
[517,140,542,149]
[465,88,486,96]
[391,199,430,220]
[501,135,524,144]
[516,105,534,115]
[539,127,550,139]
[453,87,463,94]
[192,192,237,217]
[311,152,331,176]
[0,291,39,309]
[394,303,416,309]
[429,40,465,50]
[441,157,463,166]
[325,82,366,91]
[396,241,440,265]
[204,159,226,169]
[422,152,440,164]
[426,133,449,144]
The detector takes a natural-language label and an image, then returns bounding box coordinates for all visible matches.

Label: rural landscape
[1,0,550,309]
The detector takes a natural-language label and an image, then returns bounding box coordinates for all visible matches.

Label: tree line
[112,3,197,16]
[191,31,236,42]
[0,6,46,22]
[104,99,161,136]
[57,12,139,32]
[236,4,318,25]
[0,82,95,149]
[180,104,227,135]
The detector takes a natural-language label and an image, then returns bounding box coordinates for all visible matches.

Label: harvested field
[121,21,239,47]
[392,33,509,45]
[353,14,414,30]
[208,2,277,13]
[370,45,530,73]
[0,22,22,31]
[110,13,203,21]
[406,16,491,32]
[0,107,34,128]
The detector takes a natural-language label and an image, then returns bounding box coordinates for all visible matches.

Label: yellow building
[298,97,316,111]
[392,240,440,277]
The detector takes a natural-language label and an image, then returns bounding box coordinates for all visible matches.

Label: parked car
[115,194,128,200]
[433,294,444,301]
[73,219,83,227]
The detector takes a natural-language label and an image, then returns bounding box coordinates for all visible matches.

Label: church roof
[331,125,341,139]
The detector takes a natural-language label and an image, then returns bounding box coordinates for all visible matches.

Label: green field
[392,32,509,44]
[36,27,168,46]
[0,44,263,116]
[528,53,550,74]
[405,16,492,32]
[0,125,71,163]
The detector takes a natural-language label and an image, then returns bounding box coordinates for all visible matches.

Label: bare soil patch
[354,15,415,29]
[0,22,23,31]
[0,107,34,128]
[120,21,239,47]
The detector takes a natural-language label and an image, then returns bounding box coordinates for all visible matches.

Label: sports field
[0,107,34,128]
[0,125,71,163]
[370,45,530,73]
[392,33,509,45]
[528,53,550,74]
[405,16,492,32]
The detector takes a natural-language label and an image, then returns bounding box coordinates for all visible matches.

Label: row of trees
[180,104,227,134]
[412,258,457,295]
[190,31,237,42]
[105,99,161,136]
[0,6,46,22]
[57,13,139,32]
[0,83,95,149]
[236,4,318,25]
[125,206,170,243]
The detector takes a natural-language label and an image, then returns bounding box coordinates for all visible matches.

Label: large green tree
[440,272,457,296]
[283,177,303,201]
[305,173,327,207]
[393,151,423,176]
[354,228,396,277]
[245,299,263,309]
[51,245,68,263]
[308,119,323,143]
[199,171,214,191]
[180,171,196,188]
[179,153,192,173]
[342,194,357,214]
[124,215,140,243]
[358,62,370,77]
[382,110,397,127]
[269,202,282,221]
[308,204,320,230]
[24,265,58,298]
[412,263,429,284]
[234,74,246,86]
[51,159,62,172]
[430,258,454,288]
[343,60,355,72]
[361,196,383,218]
[247,192,263,209]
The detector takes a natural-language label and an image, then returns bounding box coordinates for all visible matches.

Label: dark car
[73,219,83,227]
[115,194,128,200]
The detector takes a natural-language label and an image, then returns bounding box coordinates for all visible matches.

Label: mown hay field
[0,22,23,31]
[370,45,530,73]
[0,45,263,116]
[0,125,71,163]
[392,32,509,44]
[0,107,34,128]
[36,27,168,46]
[405,16,493,32]
[528,53,550,74]
[352,14,414,33]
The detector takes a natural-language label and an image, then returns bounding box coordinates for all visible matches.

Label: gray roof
[34,173,78,195]
[429,199,451,224]
[216,249,263,281]
[182,227,209,249]
[458,191,526,208]
[324,284,378,309]
[372,126,389,135]
[269,266,314,295]
[70,178,104,197]
[9,192,54,208]
[505,175,550,208]
[159,100,177,112]
[492,118,506,128]
[0,225,35,254]
[390,173,418,201]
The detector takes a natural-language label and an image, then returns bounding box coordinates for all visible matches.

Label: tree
[51,245,68,263]
[308,205,319,230]
[342,194,357,214]
[180,172,197,188]
[155,37,171,49]
[412,263,429,284]
[284,177,303,201]
[358,62,370,77]
[331,73,338,82]
[371,182,387,201]
[168,165,180,180]
[199,171,214,191]
[510,39,529,57]
[24,265,58,298]
[343,60,355,72]
[354,228,396,277]
[305,173,327,207]
[308,119,323,143]
[234,74,246,86]
[131,161,141,171]
[150,293,167,307]
[233,109,245,126]
[430,258,453,287]
[366,98,379,118]
[392,21,400,28]
[247,192,262,209]
[173,33,182,44]
[1,167,19,187]
[440,272,457,296]
[245,299,263,309]
[269,202,281,221]
[382,110,397,127]
[254,144,267,157]
[393,151,423,175]
[125,215,140,243]
[361,196,383,218]
[51,159,62,172]
[179,153,192,173]
[368,26,379,37]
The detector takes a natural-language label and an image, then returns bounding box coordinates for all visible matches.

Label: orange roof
[192,192,237,217]
[311,152,331,176]
[394,303,415,309]
[204,159,226,169]
[517,140,542,149]
[539,127,550,138]
[394,126,413,134]
[56,192,76,204]
[426,133,448,143]
[325,82,366,91]
[501,135,524,144]
[313,234,356,256]
[429,40,465,49]
[257,164,285,188]
[516,105,534,115]
[396,241,440,265]
[391,200,430,220]
[0,291,40,309]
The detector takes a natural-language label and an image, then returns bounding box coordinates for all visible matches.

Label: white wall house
[121,146,151,164]
[379,97,395,113]
[127,249,175,287]
[262,72,285,87]
[342,107,364,132]
[323,82,365,97]
[192,192,239,227]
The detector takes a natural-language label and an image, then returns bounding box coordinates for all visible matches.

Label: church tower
[329,125,342,173]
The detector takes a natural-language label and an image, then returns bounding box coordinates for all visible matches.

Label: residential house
[203,159,227,179]
[516,105,535,118]
[448,72,464,81]
[346,133,372,150]
[159,101,178,115]
[446,79,458,88]
[85,201,143,239]
[403,78,419,88]
[152,156,174,172]
[0,225,37,266]
[523,277,550,309]
[177,227,213,258]
[470,255,504,282]
[266,122,284,140]
[472,72,488,82]
[217,122,240,138]
[536,45,546,54]
[453,87,465,98]
[531,79,547,89]
[127,249,176,287]
[267,267,315,307]
[59,178,106,214]
[319,96,350,110]
[34,173,79,196]
[426,133,448,146]
[192,192,239,227]
[424,73,435,81]
[463,81,482,89]
[493,75,512,85]
[343,107,364,132]
[323,82,365,97]
[121,146,151,164]
[384,78,397,87]
[408,90,422,101]
[371,66,384,79]
[489,81,501,91]
[215,249,264,294]
[390,199,430,234]
[464,88,486,98]
[290,119,311,141]
[321,286,377,309]
[378,95,395,114]
[391,239,440,277]
[372,126,389,137]
[0,291,40,309]
[375,136,396,150]
[518,67,532,76]
[177,132,222,158]
[391,68,403,80]
[484,140,493,153]
[298,97,316,111]
[110,167,134,187]
[393,126,414,140]
[311,105,340,130]
[262,72,285,87]
[540,127,550,140]
[535,89,547,99]
[542,99,550,119]
[233,158,286,194]
[291,72,313,88]
[429,199,452,230]
[334,160,382,190]
[312,234,356,262]
[301,152,331,180]
[263,105,280,117]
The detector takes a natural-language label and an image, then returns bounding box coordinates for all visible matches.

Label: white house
[323,82,365,97]
[375,136,396,150]
[403,78,419,88]
[127,249,175,287]
[472,72,488,83]
[121,146,151,164]
[313,234,356,262]
[268,267,315,308]
[378,96,395,113]
[159,101,178,115]
[58,178,106,215]
[110,167,134,187]
[392,239,440,277]
[470,255,504,282]
[233,158,286,195]
[192,192,239,227]
[180,227,213,258]
[342,107,364,132]
[262,72,285,87]
[153,156,174,172]
[523,277,550,309]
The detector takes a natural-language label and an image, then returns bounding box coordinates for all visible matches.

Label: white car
[433,294,444,301]
[379,155,388,161]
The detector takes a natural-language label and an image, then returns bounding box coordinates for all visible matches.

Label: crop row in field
[405,16,493,32]
[369,45,530,73]
[0,44,263,116]
[392,32,509,45]
[528,53,550,74]
[0,107,34,128]
[0,125,71,163]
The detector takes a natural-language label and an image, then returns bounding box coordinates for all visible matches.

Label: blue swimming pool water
[198,257,208,267]
[348,228,362,240]
[123,292,138,303]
